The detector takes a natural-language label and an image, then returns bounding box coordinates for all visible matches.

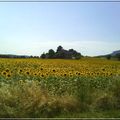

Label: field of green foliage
[0,58,120,118]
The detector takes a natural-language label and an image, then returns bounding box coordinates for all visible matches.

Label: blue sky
[0,2,120,56]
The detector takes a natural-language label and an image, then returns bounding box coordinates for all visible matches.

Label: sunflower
[5,69,10,73]
[41,74,44,78]
[26,71,30,75]
[2,71,7,76]
[6,73,12,78]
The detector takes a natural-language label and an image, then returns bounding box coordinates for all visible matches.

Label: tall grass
[0,76,120,118]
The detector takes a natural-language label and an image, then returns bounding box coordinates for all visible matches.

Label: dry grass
[0,81,79,118]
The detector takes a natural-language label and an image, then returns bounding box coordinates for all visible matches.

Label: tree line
[106,53,120,61]
[0,54,29,58]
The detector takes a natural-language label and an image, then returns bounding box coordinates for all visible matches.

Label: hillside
[111,50,120,56]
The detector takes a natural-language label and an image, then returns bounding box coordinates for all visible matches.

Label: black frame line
[0,0,120,2]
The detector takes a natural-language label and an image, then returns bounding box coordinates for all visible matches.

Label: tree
[55,50,66,59]
[40,53,46,59]
[57,46,63,52]
[116,53,120,61]
[69,49,74,53]
[74,53,82,59]
[48,49,55,58]
[69,49,81,59]
[30,55,33,58]
[106,55,111,60]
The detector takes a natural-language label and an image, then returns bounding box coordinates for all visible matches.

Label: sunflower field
[0,58,120,118]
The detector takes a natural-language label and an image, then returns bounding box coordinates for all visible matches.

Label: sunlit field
[0,58,120,118]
